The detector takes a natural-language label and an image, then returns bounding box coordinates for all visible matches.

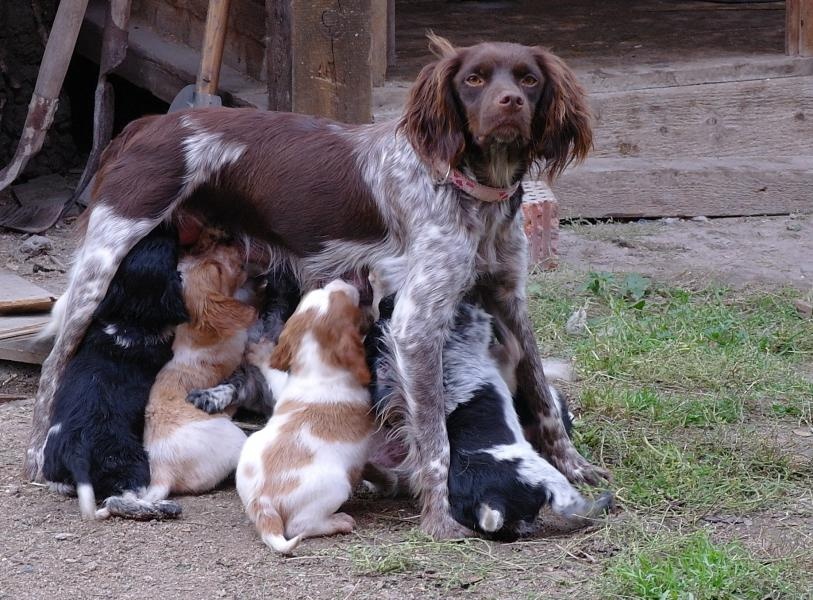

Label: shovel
[168,0,231,111]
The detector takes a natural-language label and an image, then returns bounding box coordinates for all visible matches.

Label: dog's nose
[497,92,524,110]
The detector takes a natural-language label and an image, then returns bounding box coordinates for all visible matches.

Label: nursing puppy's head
[180,243,257,341]
[271,280,369,386]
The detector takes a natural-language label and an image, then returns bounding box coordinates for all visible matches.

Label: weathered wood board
[553,157,813,219]
[0,332,52,365]
[589,76,813,160]
[291,0,372,123]
[0,271,56,315]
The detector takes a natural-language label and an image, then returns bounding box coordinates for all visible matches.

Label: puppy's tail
[98,494,182,521]
[250,498,302,554]
[76,482,97,520]
[37,293,68,341]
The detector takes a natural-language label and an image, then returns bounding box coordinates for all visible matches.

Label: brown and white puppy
[236,280,373,553]
[140,238,256,504]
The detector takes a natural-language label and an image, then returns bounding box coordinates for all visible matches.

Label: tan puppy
[142,239,257,503]
[236,280,373,553]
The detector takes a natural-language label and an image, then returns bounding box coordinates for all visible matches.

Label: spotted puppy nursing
[103,234,257,517]
[237,280,374,554]
[42,225,187,519]
[370,294,612,540]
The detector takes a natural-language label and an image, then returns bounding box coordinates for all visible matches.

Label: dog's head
[271,280,370,386]
[180,243,257,341]
[400,34,592,183]
[94,224,188,328]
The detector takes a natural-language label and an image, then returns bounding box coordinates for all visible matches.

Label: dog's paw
[556,450,611,487]
[421,510,474,540]
[186,384,236,413]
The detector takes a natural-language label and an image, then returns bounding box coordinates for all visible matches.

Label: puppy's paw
[246,340,276,369]
[48,481,76,496]
[361,463,399,497]
[186,384,236,413]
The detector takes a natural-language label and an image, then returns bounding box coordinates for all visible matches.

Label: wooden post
[787,0,813,57]
[290,0,372,123]
[387,0,396,71]
[266,0,292,111]
[371,0,387,85]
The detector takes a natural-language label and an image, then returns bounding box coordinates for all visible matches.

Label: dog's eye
[465,74,485,87]
[520,75,539,87]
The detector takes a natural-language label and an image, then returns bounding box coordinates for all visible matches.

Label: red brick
[522,196,559,270]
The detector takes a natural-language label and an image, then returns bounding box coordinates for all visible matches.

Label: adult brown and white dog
[27,35,607,537]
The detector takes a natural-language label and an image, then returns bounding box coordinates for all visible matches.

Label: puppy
[108,237,257,514]
[186,266,301,417]
[42,225,187,519]
[236,280,373,554]
[370,295,612,540]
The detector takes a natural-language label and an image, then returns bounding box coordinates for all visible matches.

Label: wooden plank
[787,0,813,57]
[589,76,813,160]
[0,271,56,315]
[78,0,267,108]
[0,314,51,340]
[291,0,372,123]
[371,0,387,85]
[552,157,813,219]
[266,0,292,111]
[387,0,395,70]
[0,333,52,365]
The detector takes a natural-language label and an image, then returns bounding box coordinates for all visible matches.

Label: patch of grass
[602,530,800,599]
[527,273,813,513]
[340,530,511,589]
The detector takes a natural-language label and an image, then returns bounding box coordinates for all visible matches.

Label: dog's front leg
[390,239,476,539]
[482,219,610,486]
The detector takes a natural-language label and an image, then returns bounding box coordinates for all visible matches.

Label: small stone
[5,485,20,496]
[661,217,681,225]
[19,235,53,257]
[691,215,709,222]
[786,222,803,232]
[21,565,34,574]
[565,306,588,336]
[54,532,77,541]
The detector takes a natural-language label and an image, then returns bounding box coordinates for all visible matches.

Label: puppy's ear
[332,328,371,387]
[399,35,465,171]
[270,312,309,371]
[160,271,190,325]
[531,48,593,182]
[318,294,371,386]
[203,294,257,333]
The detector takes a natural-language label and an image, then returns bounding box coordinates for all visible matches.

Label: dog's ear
[160,271,190,325]
[202,294,256,333]
[399,35,466,171]
[316,293,371,386]
[270,311,310,371]
[530,48,593,181]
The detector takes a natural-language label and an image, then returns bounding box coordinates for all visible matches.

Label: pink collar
[436,163,520,203]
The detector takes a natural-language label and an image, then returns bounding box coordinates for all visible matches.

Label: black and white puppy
[186,267,301,416]
[42,225,188,519]
[369,295,611,540]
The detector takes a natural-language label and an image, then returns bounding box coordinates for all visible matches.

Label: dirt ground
[0,212,810,599]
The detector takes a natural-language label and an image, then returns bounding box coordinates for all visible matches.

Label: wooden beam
[552,157,813,219]
[387,0,396,70]
[290,0,372,123]
[787,0,813,57]
[266,0,292,111]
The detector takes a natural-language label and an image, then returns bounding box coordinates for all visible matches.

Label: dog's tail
[98,494,182,521]
[75,482,97,520]
[249,497,302,554]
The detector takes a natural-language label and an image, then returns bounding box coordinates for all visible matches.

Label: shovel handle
[196,0,231,97]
